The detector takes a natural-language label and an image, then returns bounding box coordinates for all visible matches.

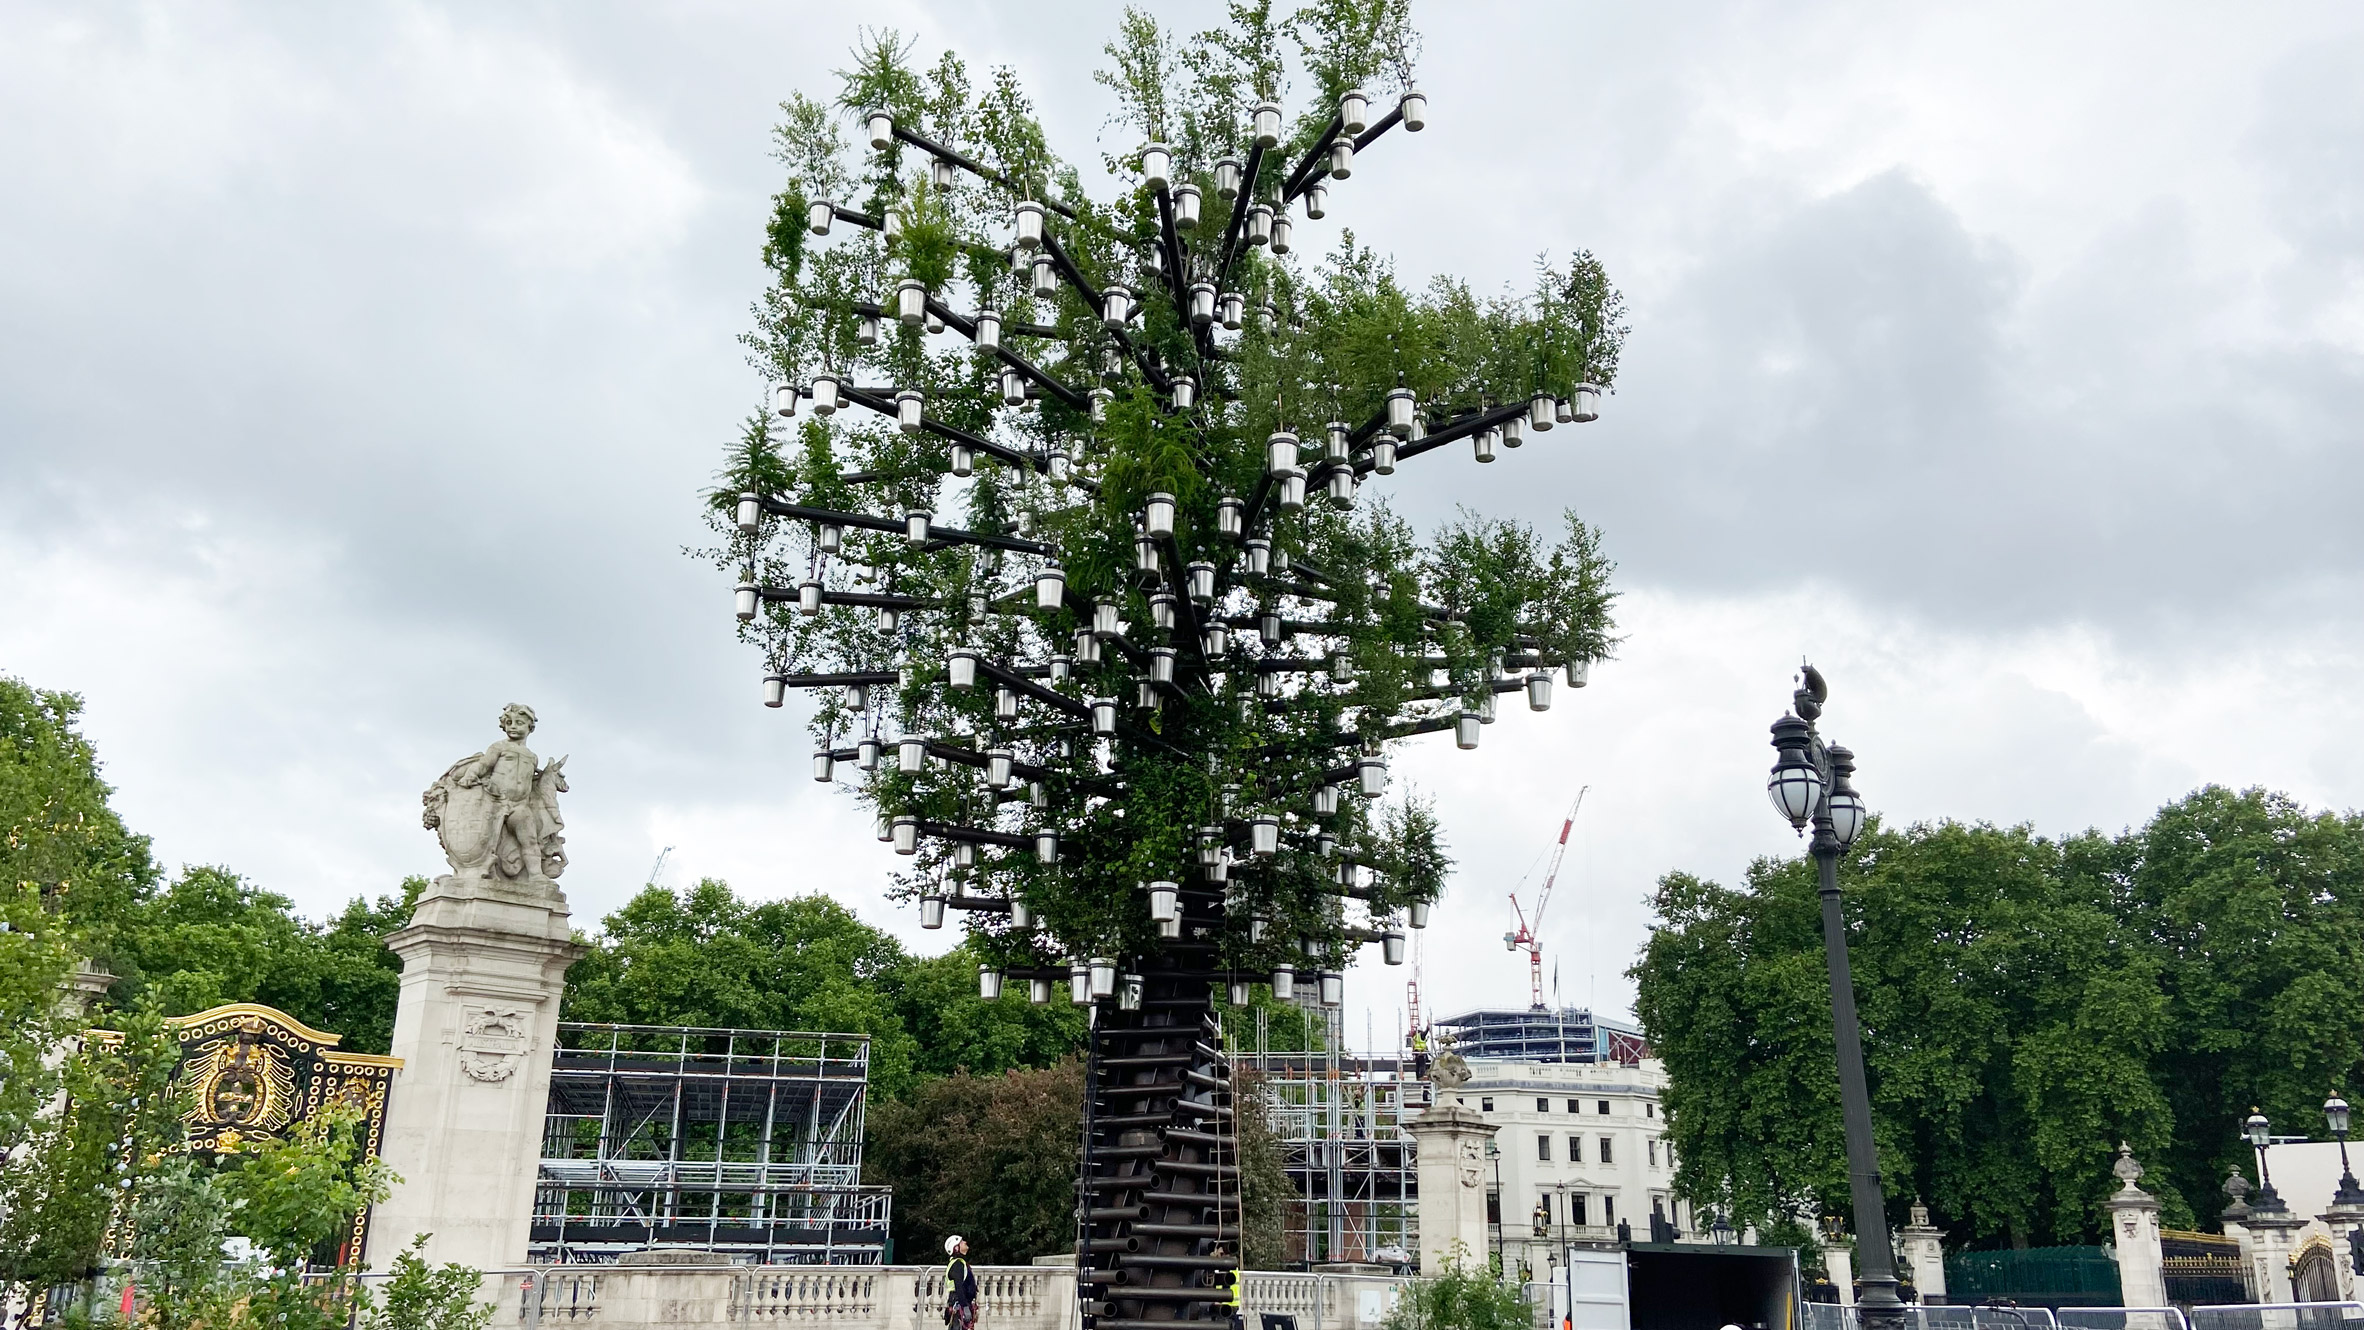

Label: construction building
[1234,1003,1655,1269]
[531,1024,891,1264]
[1431,1006,1648,1065]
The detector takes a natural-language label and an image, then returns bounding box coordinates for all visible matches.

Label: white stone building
[1437,1057,1692,1278]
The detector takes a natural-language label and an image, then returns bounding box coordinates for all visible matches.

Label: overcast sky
[5,2,2362,1047]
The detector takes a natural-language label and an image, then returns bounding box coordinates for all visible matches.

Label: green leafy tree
[102,868,418,1055]
[894,945,1091,1079]
[1634,788,2364,1250]
[1232,1070,1295,1270]
[0,676,159,950]
[866,1059,1086,1264]
[0,999,187,1300]
[0,881,79,1159]
[715,16,1625,1314]
[563,880,1086,1100]
[708,4,1623,990]
[2106,787,2364,1219]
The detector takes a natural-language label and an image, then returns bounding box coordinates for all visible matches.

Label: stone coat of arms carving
[422,703,568,885]
[457,1008,533,1083]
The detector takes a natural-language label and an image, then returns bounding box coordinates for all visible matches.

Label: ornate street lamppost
[2328,1093,2364,1207]
[2246,1108,2289,1211]
[1766,665,1902,1329]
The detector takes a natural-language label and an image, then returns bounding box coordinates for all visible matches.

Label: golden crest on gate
[177,1015,300,1149]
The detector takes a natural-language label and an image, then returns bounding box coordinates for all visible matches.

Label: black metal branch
[758,585,932,610]
[993,344,1092,411]
[1278,113,1343,202]
[1369,400,1531,470]
[975,658,1091,719]
[1212,141,1268,294]
[757,497,1055,557]
[781,670,901,688]
[887,124,1079,221]
[837,382,1037,474]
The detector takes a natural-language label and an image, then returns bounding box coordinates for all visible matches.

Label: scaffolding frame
[1244,1005,1419,1267]
[532,1024,889,1265]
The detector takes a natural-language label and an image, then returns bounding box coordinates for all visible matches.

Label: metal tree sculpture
[712,3,1625,1304]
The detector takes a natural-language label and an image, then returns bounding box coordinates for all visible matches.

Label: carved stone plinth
[2243,1201,2306,1307]
[2105,1145,2168,1311]
[1404,1105,1497,1276]
[1900,1202,1948,1304]
[364,870,584,1271]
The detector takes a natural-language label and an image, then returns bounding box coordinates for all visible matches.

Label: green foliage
[1232,1071,1296,1269]
[562,879,1087,1100]
[0,880,78,1155]
[865,1060,1085,1264]
[0,676,159,949]
[1633,787,2364,1250]
[106,868,416,1055]
[1381,1249,1530,1330]
[708,8,1627,986]
[0,999,187,1295]
[127,1157,232,1330]
[362,1238,494,1330]
[218,1100,396,1267]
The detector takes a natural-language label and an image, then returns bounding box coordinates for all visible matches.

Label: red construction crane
[1505,787,1586,1011]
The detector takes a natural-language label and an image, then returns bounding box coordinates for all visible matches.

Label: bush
[1385,1249,1532,1330]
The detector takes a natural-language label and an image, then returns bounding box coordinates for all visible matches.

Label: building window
[1537,1097,1551,1113]
[1571,1193,1589,1227]
[1568,1135,1583,1162]
[1487,1189,1501,1226]
[1567,1098,1582,1114]
[1648,1139,1658,1166]
[1597,1099,1611,1115]
[1645,1102,1655,1118]
[1534,1193,1553,1235]
[1603,1194,1616,1227]
[1481,1097,1494,1113]
[1538,1133,1552,1162]
[1599,1136,1614,1164]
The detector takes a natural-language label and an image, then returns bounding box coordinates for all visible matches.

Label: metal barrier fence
[2057,1306,2194,1330]
[1802,1306,2068,1330]
[2188,1304,2364,1330]
[1802,1306,2364,1330]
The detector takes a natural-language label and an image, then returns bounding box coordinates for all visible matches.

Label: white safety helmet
[946,1235,966,1255]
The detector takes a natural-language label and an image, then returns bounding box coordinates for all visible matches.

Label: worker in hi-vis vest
[1215,1244,1243,1330]
[943,1235,978,1330]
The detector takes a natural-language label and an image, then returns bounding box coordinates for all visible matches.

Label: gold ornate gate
[168,1004,402,1263]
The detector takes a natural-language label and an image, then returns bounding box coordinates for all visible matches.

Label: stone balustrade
[486,1264,1411,1330]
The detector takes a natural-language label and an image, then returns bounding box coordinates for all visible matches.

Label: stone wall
[478,1264,1412,1330]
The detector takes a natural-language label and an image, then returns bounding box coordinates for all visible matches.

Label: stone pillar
[2244,1202,2305,1307]
[365,872,584,1271]
[2104,1145,2168,1310]
[1899,1202,1947,1304]
[1824,1241,1856,1307]
[1404,1104,1497,1276]
[2320,1202,2364,1299]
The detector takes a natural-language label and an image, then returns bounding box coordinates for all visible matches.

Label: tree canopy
[1632,786,2364,1249]
[562,879,1089,1101]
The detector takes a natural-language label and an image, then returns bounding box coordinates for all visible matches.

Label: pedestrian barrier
[2057,1305,2192,1330]
[2188,1303,2364,1330]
